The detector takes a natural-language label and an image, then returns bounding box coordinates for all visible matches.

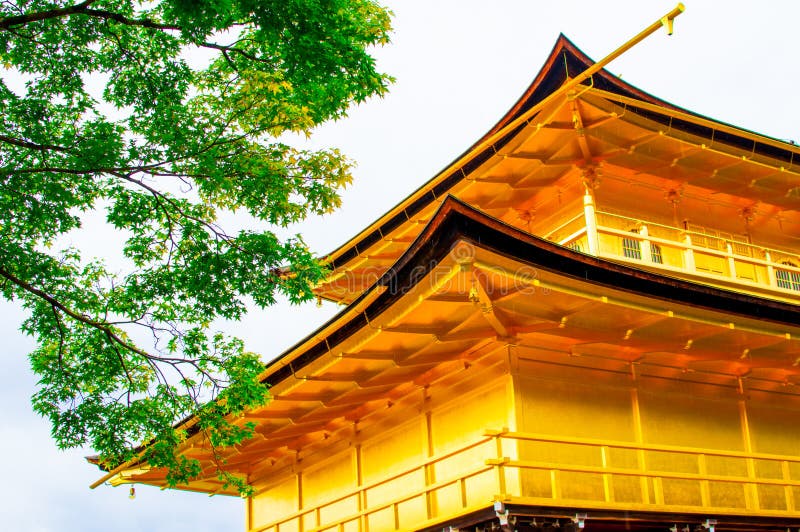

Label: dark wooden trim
[326,35,798,273]
[267,196,800,387]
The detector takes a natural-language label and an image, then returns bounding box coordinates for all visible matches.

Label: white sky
[2,1,799,530]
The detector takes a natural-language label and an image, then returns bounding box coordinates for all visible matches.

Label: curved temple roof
[96,34,800,499]
[315,35,800,304]
[107,195,800,494]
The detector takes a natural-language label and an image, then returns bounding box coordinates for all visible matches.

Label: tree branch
[0,134,70,152]
[0,1,181,32]
[49,303,72,382]
[200,41,264,65]
[0,262,154,361]
[82,8,180,31]
[114,173,232,244]
[0,0,96,30]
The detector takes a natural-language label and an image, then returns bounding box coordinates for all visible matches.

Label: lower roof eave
[99,196,800,492]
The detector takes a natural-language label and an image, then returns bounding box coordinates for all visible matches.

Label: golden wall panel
[516,377,635,441]
[464,469,500,507]
[362,419,422,484]
[430,381,509,455]
[638,389,743,450]
[432,483,462,518]
[661,478,702,506]
[365,469,425,509]
[757,484,787,511]
[515,375,635,503]
[707,481,746,509]
[694,252,728,276]
[598,233,621,256]
[430,379,516,502]
[747,401,800,456]
[300,511,316,531]
[342,522,360,532]
[735,261,758,282]
[559,471,605,501]
[433,440,494,483]
[611,475,643,504]
[366,505,395,531]
[303,452,356,509]
[705,456,748,510]
[318,497,359,528]
[249,358,800,530]
[522,469,553,499]
[509,364,800,517]
[660,245,684,268]
[644,450,698,474]
[396,496,427,530]
[607,447,638,469]
[249,369,514,531]
[251,476,297,529]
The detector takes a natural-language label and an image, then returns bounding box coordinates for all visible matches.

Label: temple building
[95,21,800,532]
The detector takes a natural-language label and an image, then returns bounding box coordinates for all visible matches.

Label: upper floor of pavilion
[313,35,800,305]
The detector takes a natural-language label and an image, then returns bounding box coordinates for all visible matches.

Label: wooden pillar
[726,242,737,279]
[640,224,652,263]
[737,379,761,511]
[765,251,778,287]
[582,168,600,256]
[683,233,696,271]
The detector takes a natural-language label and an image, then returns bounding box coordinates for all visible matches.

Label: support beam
[472,268,514,338]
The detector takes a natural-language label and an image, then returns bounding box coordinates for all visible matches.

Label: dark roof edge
[480,33,684,141]
[324,35,800,274]
[270,196,800,387]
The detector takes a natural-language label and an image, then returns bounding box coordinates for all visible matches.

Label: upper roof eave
[316,35,800,296]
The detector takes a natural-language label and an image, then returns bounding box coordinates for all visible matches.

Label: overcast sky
[2,1,800,530]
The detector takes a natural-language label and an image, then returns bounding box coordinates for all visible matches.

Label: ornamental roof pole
[324,4,686,269]
[481,3,686,150]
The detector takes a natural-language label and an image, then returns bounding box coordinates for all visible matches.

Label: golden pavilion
[94,7,800,531]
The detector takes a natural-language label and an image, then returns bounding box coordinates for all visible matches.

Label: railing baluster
[550,469,560,500]
[783,460,795,512]
[600,445,613,502]
[698,454,710,507]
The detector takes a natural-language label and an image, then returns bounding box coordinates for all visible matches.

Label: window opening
[651,243,663,264]
[776,262,800,291]
[622,229,642,260]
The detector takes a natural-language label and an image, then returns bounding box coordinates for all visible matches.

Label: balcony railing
[493,429,800,516]
[545,211,800,300]
[249,436,499,532]
[250,429,800,532]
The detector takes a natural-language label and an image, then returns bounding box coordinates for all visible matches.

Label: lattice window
[651,243,663,264]
[776,263,800,291]
[622,234,642,260]
[567,241,583,253]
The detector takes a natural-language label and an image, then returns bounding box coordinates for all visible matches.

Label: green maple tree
[0,0,391,494]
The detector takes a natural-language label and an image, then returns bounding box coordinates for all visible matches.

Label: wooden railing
[492,429,800,514]
[547,210,800,299]
[250,429,800,532]
[250,436,497,532]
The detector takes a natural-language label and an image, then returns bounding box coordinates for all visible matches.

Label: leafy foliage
[0,0,391,493]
